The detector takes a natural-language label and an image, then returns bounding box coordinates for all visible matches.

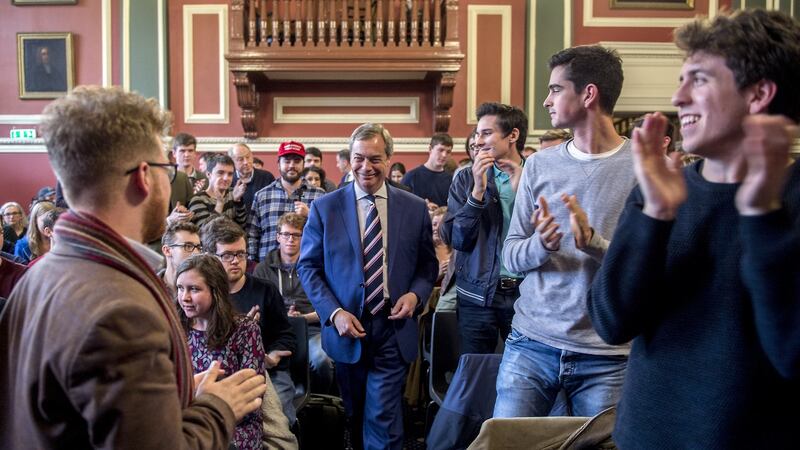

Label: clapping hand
[632,112,687,220]
[561,193,592,249]
[531,196,562,251]
[735,114,797,215]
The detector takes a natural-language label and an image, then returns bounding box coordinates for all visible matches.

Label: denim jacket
[439,166,505,307]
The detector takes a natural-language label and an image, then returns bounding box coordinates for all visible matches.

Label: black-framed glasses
[125,162,177,183]
[3,211,21,217]
[168,242,203,253]
[216,251,247,262]
[277,232,302,240]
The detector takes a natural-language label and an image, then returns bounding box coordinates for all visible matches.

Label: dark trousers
[335,311,409,450]
[457,287,518,355]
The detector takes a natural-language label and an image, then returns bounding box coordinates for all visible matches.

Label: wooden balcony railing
[226,0,463,138]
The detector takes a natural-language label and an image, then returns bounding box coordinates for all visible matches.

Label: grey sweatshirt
[502,139,636,355]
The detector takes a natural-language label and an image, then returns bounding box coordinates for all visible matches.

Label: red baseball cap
[277,141,305,158]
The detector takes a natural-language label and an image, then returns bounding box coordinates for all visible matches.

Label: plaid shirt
[248,179,325,261]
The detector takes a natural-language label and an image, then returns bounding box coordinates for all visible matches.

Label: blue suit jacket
[297,182,438,364]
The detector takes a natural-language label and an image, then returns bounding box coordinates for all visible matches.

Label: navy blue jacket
[439,166,507,307]
[297,182,438,364]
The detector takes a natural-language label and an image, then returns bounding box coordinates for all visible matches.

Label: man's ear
[507,128,520,145]
[584,83,600,110]
[746,79,778,115]
[162,244,172,257]
[128,162,152,199]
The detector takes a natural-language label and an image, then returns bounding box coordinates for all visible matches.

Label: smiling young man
[588,10,800,448]
[297,123,438,450]
[202,217,297,425]
[495,45,637,419]
[401,133,454,208]
[188,154,248,229]
[439,103,526,355]
[248,141,325,262]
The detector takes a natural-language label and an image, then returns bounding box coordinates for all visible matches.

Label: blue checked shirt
[248,179,325,261]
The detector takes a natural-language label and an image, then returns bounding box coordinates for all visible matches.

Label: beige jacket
[0,243,236,449]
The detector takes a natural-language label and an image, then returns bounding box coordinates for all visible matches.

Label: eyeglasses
[125,162,177,183]
[168,242,203,253]
[3,211,21,217]
[216,251,247,262]
[277,232,302,240]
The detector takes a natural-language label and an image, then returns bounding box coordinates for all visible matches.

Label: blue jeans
[308,325,335,393]
[269,369,297,424]
[493,328,627,418]
[457,288,517,355]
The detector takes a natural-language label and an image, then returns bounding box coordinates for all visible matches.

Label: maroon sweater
[0,256,26,298]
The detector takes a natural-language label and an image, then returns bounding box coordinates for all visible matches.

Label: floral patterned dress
[187,316,266,450]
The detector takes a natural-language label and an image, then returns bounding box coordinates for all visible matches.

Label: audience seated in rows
[254,212,336,394]
[176,254,267,450]
[201,216,298,425]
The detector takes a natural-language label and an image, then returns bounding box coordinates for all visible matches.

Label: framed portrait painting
[17,32,74,99]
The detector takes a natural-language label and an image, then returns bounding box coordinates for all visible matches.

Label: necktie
[363,195,385,315]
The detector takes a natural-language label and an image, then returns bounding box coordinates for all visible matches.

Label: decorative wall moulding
[0,115,43,125]
[182,4,229,124]
[610,0,694,10]
[273,97,420,124]
[603,41,684,112]
[466,4,512,125]
[12,0,77,4]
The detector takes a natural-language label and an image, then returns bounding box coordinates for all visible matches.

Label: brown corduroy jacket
[0,242,235,449]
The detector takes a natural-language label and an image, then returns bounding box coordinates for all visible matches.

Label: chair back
[287,316,310,411]
[429,310,460,405]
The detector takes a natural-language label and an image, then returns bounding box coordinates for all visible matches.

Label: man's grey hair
[349,123,394,158]
[227,142,251,158]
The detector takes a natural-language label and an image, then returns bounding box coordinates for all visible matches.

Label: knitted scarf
[55,210,194,407]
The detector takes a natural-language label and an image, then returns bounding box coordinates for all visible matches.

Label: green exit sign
[10,129,36,140]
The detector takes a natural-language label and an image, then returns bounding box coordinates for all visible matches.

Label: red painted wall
[0,1,104,207]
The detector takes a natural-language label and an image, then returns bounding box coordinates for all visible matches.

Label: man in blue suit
[298,123,438,450]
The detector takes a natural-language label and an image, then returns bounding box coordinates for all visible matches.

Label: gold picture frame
[610,0,694,10]
[17,32,74,99]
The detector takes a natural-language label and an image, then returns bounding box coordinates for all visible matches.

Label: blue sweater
[588,161,800,449]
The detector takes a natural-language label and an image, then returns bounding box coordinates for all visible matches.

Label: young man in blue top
[401,133,454,209]
[588,9,800,448]
[439,102,526,354]
[495,45,637,419]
